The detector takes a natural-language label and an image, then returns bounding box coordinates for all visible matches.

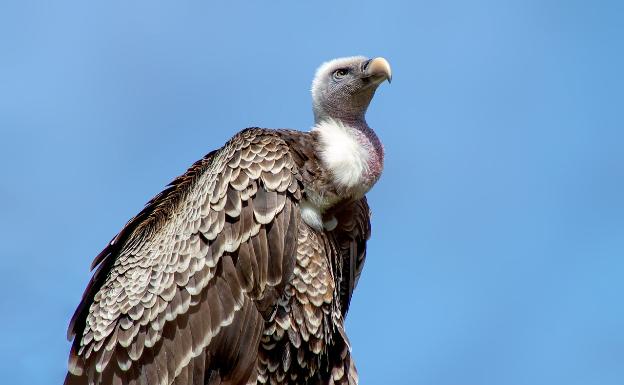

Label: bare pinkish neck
[345,118,385,184]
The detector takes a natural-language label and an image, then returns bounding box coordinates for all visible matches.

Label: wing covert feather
[66,128,303,385]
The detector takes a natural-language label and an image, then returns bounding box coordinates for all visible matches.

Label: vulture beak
[363,57,392,84]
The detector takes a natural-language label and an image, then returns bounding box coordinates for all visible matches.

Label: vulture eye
[333,68,349,80]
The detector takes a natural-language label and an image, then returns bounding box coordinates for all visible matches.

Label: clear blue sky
[1,1,623,384]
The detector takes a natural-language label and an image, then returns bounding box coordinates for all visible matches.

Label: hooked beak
[362,57,392,84]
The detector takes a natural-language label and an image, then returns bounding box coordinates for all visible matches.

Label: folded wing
[65,128,303,385]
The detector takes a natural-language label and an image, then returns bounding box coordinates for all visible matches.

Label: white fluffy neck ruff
[301,119,371,231]
[312,119,370,190]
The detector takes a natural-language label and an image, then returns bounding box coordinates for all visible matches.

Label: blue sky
[1,1,623,384]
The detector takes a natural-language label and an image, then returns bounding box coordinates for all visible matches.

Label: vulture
[65,56,391,385]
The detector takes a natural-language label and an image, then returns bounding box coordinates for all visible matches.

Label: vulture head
[312,56,392,124]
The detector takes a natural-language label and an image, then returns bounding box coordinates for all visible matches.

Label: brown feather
[65,128,372,385]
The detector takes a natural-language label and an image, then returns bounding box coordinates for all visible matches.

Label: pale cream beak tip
[368,57,392,83]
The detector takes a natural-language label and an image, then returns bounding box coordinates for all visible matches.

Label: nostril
[361,59,372,72]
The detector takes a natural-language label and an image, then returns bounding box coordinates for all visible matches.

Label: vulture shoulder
[65,128,304,385]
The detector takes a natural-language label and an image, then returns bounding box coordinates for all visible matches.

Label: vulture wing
[331,198,371,317]
[65,128,302,385]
